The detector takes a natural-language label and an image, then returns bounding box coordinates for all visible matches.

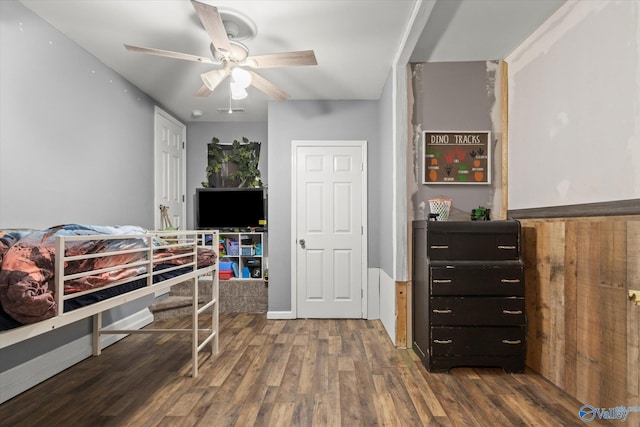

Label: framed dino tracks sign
[423,130,491,184]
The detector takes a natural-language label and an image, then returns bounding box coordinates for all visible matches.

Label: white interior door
[293,141,367,318]
[154,107,186,230]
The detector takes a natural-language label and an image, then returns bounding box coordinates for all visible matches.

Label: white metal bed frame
[0,229,219,377]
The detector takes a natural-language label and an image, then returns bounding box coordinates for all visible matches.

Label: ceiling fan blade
[201,68,230,91]
[191,0,232,58]
[248,71,289,101]
[124,44,215,64]
[245,50,317,68]
[195,84,212,97]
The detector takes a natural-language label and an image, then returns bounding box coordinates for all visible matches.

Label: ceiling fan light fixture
[231,67,252,88]
[230,83,248,100]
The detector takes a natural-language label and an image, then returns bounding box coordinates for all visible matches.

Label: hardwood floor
[0,313,615,426]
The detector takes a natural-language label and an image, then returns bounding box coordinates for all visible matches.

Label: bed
[0,224,219,379]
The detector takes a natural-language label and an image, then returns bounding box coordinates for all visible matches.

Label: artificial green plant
[202,137,262,188]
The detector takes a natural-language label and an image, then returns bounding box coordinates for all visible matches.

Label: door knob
[299,239,306,249]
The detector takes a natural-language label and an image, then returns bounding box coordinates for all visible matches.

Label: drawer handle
[430,245,449,249]
[433,309,452,314]
[501,279,521,283]
[502,310,523,315]
[433,279,452,284]
[433,339,452,344]
[498,245,517,250]
[502,339,522,345]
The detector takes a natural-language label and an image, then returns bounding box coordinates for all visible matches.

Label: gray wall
[267,100,380,312]
[409,61,501,220]
[0,0,159,230]
[375,71,395,276]
[0,0,156,377]
[186,121,268,229]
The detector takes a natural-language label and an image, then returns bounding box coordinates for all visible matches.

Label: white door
[292,141,367,318]
[154,107,186,230]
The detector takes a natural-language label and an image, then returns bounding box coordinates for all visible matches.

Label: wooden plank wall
[520,216,640,407]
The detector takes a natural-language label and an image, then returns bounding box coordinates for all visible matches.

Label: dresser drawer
[430,263,524,296]
[426,220,521,261]
[427,233,519,260]
[430,326,525,356]
[430,297,525,326]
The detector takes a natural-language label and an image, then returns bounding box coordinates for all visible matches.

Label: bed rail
[0,230,219,377]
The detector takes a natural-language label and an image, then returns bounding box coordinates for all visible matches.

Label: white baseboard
[0,308,153,404]
[268,269,383,322]
[267,311,295,319]
[378,269,396,343]
[367,268,380,320]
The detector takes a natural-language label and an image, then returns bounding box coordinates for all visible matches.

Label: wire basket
[428,198,452,221]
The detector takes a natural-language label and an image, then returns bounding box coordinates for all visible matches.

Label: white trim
[361,142,369,318]
[267,311,295,320]
[378,269,396,343]
[0,309,153,404]
[290,140,368,319]
[367,268,380,320]
[390,0,437,282]
[290,144,298,319]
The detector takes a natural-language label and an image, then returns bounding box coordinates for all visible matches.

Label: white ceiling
[20,0,565,123]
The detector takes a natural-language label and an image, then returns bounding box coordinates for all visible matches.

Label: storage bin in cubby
[226,239,239,255]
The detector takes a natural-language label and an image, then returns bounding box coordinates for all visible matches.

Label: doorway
[291,141,368,318]
[153,107,186,230]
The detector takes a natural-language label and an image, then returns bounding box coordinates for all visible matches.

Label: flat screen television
[196,187,266,230]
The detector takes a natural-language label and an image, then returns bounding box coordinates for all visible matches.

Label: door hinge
[182,195,185,202]
[182,141,185,149]
[361,162,364,172]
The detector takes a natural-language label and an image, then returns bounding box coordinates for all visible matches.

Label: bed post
[92,312,102,356]
[146,235,154,287]
[212,267,219,355]
[54,237,65,316]
[192,274,199,377]
[192,233,200,377]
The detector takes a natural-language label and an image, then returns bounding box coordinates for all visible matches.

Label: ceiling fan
[124,0,317,101]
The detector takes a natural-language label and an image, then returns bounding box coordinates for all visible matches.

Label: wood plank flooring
[0,313,616,426]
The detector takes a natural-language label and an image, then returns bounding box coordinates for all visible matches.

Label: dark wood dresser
[412,220,526,373]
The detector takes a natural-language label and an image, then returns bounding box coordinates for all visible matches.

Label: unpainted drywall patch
[549,111,570,138]
[506,0,639,208]
[556,179,571,200]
